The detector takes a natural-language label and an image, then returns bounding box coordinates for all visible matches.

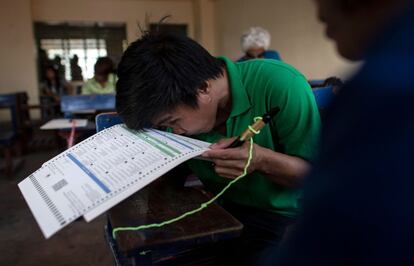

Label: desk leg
[104,221,131,266]
[132,251,152,266]
[3,148,12,176]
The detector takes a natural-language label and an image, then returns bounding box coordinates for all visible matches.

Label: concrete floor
[0,135,113,265]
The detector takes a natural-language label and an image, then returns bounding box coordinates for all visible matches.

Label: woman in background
[40,66,73,101]
[238,27,282,62]
[81,57,117,95]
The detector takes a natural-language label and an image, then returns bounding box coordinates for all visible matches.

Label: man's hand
[201,137,310,187]
[201,137,263,179]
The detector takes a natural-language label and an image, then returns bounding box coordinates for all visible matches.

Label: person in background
[70,54,83,81]
[238,27,281,62]
[38,49,52,82]
[81,57,117,95]
[53,55,66,81]
[323,76,343,95]
[40,65,73,101]
[276,0,414,265]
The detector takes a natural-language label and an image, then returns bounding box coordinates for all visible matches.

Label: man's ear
[198,81,211,95]
[197,81,212,103]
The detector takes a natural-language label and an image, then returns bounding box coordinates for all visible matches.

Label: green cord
[248,125,260,134]
[112,122,260,239]
[248,116,263,134]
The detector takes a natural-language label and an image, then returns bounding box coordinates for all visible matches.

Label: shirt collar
[219,56,251,118]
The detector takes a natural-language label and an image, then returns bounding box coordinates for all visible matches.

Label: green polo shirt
[187,57,321,217]
[81,73,117,95]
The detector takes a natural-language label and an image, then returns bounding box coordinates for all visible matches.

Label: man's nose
[172,127,186,135]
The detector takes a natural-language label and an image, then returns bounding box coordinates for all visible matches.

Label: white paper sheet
[18,125,211,238]
[40,119,88,130]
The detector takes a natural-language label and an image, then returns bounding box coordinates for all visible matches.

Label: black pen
[227,107,280,148]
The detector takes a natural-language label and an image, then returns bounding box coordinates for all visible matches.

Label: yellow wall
[32,0,196,45]
[215,0,360,79]
[194,0,217,55]
[0,0,38,105]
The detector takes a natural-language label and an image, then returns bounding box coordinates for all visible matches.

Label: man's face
[315,0,366,60]
[152,91,218,136]
[95,74,108,83]
[246,47,266,59]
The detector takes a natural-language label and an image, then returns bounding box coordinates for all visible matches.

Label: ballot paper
[40,119,88,130]
[18,124,211,238]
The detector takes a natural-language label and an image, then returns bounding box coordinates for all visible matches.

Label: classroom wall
[193,0,217,55]
[0,0,38,107]
[215,0,360,79]
[31,0,196,46]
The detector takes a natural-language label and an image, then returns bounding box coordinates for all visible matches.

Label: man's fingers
[209,137,238,149]
[202,147,248,160]
[212,159,246,169]
[214,166,244,179]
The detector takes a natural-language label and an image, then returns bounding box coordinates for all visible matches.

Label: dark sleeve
[275,88,414,266]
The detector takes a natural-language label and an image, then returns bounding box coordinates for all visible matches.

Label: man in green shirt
[116,33,320,265]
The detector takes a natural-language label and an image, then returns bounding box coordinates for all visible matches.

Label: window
[40,39,107,80]
[35,22,126,82]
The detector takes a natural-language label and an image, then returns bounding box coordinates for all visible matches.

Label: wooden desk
[55,120,96,147]
[106,176,243,265]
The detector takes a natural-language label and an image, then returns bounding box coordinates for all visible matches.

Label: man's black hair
[324,76,344,87]
[116,32,225,130]
[94,57,114,76]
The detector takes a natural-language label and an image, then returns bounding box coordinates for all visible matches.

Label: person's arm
[63,81,75,95]
[202,138,310,188]
[202,74,320,188]
[253,142,310,187]
[40,83,60,101]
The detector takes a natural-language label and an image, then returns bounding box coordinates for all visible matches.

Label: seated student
[323,76,343,95]
[115,32,320,265]
[40,65,73,101]
[238,26,282,62]
[81,57,117,95]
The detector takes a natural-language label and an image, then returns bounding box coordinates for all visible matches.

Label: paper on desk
[18,125,211,238]
[40,119,88,130]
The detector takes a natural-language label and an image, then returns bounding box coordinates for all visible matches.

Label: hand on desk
[201,137,262,179]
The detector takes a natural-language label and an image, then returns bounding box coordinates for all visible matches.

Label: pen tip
[269,107,280,117]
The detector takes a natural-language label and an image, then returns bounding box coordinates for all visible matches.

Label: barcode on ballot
[52,179,68,192]
[29,175,66,226]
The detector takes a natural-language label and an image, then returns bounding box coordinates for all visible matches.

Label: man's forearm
[255,146,311,188]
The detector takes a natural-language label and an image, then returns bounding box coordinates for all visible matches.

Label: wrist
[253,144,267,172]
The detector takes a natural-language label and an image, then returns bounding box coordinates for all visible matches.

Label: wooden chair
[312,86,336,121]
[313,86,335,109]
[39,95,61,122]
[60,94,115,118]
[308,79,326,88]
[15,92,33,153]
[0,93,19,176]
[95,112,123,132]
